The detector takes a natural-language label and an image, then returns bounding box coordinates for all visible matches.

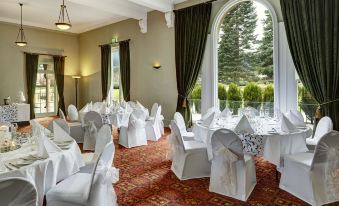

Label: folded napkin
[220,108,232,118]
[202,112,216,128]
[53,122,74,142]
[37,134,49,158]
[31,120,51,137]
[79,103,89,113]
[286,110,306,127]
[281,114,298,133]
[234,115,254,134]
[43,136,62,153]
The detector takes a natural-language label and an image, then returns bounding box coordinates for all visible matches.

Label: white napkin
[234,115,254,134]
[53,122,74,142]
[220,108,232,118]
[100,104,107,114]
[37,135,49,158]
[286,110,306,127]
[31,120,51,137]
[79,104,89,113]
[43,136,62,153]
[281,114,298,133]
[202,112,216,128]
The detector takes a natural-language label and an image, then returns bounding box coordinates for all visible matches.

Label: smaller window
[109,47,123,103]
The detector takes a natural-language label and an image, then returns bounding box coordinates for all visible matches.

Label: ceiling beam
[68,0,147,20]
[128,0,173,13]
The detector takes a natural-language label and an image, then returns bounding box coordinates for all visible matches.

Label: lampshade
[72,76,81,79]
[55,0,72,31]
[15,3,27,47]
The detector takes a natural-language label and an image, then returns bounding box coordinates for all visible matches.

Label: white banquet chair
[119,110,148,148]
[280,130,339,206]
[150,103,159,119]
[68,104,79,122]
[174,112,194,141]
[209,129,256,201]
[0,177,38,206]
[47,142,118,206]
[82,125,112,165]
[306,116,333,149]
[170,120,210,180]
[146,106,162,141]
[83,111,103,150]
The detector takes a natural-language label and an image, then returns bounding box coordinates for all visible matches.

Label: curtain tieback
[179,94,188,108]
[315,99,339,118]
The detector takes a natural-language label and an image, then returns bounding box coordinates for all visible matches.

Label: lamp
[55,0,72,30]
[153,63,161,69]
[15,3,27,47]
[72,76,81,108]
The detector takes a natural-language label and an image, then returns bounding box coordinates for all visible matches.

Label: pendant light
[55,0,72,30]
[15,3,27,47]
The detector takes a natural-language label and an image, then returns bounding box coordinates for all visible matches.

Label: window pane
[110,47,121,102]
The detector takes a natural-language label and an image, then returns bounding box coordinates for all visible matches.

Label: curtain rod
[98,39,131,47]
[174,0,216,11]
[23,52,67,58]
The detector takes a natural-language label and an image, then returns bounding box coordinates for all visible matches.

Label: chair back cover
[211,129,244,158]
[174,112,187,132]
[67,104,79,121]
[0,177,37,206]
[311,130,339,202]
[150,103,159,118]
[313,116,333,142]
[170,120,184,149]
[59,108,66,120]
[94,125,112,156]
[132,109,147,121]
[84,111,103,130]
[54,118,70,134]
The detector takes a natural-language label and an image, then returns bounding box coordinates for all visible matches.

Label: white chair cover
[209,129,256,201]
[280,130,339,205]
[0,177,38,206]
[82,125,112,164]
[150,103,159,119]
[146,106,162,141]
[306,116,333,146]
[59,108,66,120]
[158,105,165,134]
[68,104,79,122]
[136,101,149,117]
[174,112,194,141]
[119,110,148,148]
[83,111,103,150]
[170,120,211,180]
[47,143,118,206]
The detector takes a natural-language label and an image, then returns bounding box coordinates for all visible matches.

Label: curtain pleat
[53,56,66,115]
[281,0,339,130]
[119,40,131,101]
[101,45,112,101]
[174,2,212,126]
[25,53,39,119]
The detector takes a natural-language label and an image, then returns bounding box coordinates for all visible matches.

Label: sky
[253,1,268,41]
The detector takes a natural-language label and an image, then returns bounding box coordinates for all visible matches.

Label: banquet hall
[0,0,338,205]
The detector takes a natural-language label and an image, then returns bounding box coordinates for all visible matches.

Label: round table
[192,116,312,167]
[0,139,84,206]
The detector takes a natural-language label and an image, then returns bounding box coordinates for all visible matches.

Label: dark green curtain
[53,56,66,115]
[101,45,111,101]
[174,2,212,126]
[119,40,131,101]
[281,0,339,130]
[25,53,39,119]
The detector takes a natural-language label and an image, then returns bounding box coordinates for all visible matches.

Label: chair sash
[213,145,239,195]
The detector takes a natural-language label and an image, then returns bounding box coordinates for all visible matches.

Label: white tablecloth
[0,140,84,206]
[193,117,312,167]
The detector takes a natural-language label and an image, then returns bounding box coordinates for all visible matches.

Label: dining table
[193,115,313,167]
[0,133,84,206]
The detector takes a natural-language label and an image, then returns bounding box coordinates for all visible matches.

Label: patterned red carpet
[19,118,335,206]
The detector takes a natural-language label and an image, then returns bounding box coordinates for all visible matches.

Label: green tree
[263,84,274,102]
[218,83,227,111]
[298,85,318,123]
[218,1,258,85]
[243,82,262,109]
[257,10,273,79]
[227,83,242,114]
[191,84,202,113]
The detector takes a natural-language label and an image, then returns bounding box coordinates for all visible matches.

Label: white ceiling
[0,0,187,33]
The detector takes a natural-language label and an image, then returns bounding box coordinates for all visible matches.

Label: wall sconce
[153,63,161,69]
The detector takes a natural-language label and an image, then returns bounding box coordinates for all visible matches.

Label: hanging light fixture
[55,0,72,30]
[15,3,27,47]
